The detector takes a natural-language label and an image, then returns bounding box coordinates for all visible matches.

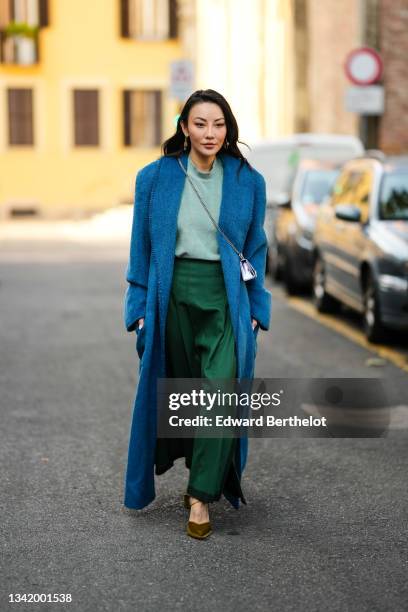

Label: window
[7,87,34,145]
[350,170,372,223]
[38,0,48,26]
[379,173,408,220]
[301,169,339,205]
[120,0,177,40]
[0,1,48,64]
[332,168,372,223]
[123,90,162,147]
[0,0,48,26]
[332,170,359,206]
[73,89,99,147]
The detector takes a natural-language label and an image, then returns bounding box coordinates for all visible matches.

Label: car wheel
[268,244,282,281]
[313,256,340,313]
[284,253,301,295]
[363,274,385,343]
[274,245,284,281]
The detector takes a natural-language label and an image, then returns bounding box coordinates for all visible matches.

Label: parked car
[274,160,340,293]
[312,155,408,342]
[243,134,365,277]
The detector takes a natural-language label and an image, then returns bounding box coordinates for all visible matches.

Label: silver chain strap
[177,157,245,261]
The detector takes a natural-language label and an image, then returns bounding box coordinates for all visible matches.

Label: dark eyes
[195,123,225,127]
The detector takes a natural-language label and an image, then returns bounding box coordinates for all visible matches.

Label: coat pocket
[135,323,147,360]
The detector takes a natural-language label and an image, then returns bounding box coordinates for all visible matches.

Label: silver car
[313,155,408,342]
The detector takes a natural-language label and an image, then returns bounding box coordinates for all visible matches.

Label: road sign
[169,60,194,102]
[345,85,384,115]
[344,47,383,86]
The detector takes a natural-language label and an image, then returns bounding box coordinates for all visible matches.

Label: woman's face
[181,102,227,158]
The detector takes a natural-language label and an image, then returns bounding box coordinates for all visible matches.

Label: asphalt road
[1,239,407,612]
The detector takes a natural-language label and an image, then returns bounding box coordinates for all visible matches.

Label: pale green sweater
[175,154,223,260]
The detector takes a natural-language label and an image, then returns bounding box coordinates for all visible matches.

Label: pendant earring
[224,139,230,149]
[184,135,189,151]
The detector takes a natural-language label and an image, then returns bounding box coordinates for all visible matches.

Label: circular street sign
[344,47,383,85]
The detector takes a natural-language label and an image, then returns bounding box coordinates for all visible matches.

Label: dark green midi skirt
[155,256,247,505]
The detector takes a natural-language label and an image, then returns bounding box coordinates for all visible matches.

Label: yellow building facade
[0,0,182,218]
[0,0,296,218]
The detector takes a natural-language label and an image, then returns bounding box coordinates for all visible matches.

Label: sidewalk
[0,205,133,243]
[0,206,133,263]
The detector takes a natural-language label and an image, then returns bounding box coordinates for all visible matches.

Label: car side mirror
[334,204,361,222]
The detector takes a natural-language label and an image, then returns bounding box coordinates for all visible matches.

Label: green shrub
[3,22,39,39]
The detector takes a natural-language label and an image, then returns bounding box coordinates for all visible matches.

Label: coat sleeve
[123,167,153,332]
[243,171,272,331]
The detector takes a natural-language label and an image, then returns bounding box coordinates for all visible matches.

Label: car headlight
[378,274,408,292]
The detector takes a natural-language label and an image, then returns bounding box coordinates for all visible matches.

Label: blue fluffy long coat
[123,150,272,510]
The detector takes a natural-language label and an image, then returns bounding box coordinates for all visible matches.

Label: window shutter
[8,88,34,145]
[0,30,5,62]
[153,91,162,145]
[74,89,99,146]
[120,0,129,37]
[38,0,49,27]
[123,90,131,146]
[169,0,177,38]
[0,0,12,28]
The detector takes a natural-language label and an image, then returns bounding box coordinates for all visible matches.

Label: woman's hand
[137,317,145,330]
[251,318,258,330]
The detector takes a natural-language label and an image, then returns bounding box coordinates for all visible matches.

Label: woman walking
[123,89,271,539]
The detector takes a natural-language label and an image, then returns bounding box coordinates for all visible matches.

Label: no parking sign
[344,47,384,115]
[344,47,383,85]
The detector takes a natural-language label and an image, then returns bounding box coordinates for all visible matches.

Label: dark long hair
[161,89,252,177]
